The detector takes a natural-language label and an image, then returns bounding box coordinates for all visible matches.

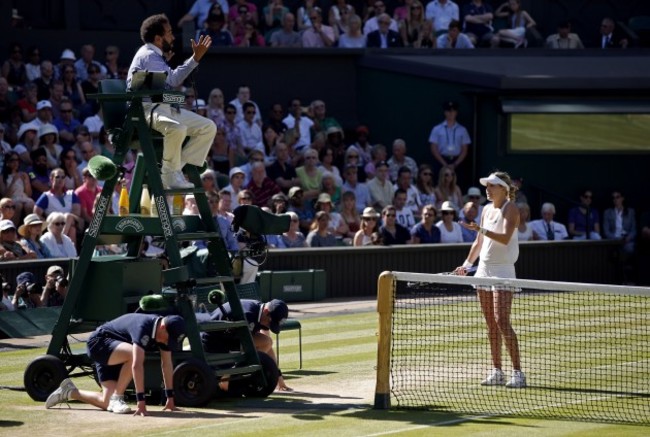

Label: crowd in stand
[0,2,646,310]
[172,0,630,49]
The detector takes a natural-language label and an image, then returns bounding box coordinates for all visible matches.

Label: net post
[374,271,395,409]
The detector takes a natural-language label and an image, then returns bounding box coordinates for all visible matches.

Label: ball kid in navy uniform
[199,299,291,391]
[46,314,186,416]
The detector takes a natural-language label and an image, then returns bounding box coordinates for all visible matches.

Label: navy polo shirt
[95,313,169,351]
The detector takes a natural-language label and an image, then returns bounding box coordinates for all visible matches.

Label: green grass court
[1,309,649,436]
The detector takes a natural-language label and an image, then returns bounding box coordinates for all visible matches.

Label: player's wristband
[136,392,146,402]
[462,260,473,269]
[479,227,488,236]
[164,389,174,398]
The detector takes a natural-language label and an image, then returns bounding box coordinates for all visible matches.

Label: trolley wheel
[173,358,217,407]
[24,354,67,402]
[228,352,279,398]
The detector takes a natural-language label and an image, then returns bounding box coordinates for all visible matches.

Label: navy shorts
[86,333,124,383]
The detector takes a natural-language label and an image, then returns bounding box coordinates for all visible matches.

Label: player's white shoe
[107,395,132,414]
[505,370,527,388]
[480,368,505,386]
[45,378,77,408]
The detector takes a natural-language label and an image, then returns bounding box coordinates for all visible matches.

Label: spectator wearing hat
[354,206,380,246]
[246,161,281,208]
[545,21,584,49]
[200,169,218,196]
[18,213,51,258]
[1,152,34,224]
[0,219,37,260]
[17,83,38,123]
[14,122,39,167]
[28,148,51,201]
[342,163,371,213]
[429,100,471,185]
[367,160,394,210]
[267,141,299,194]
[46,313,187,415]
[55,49,76,80]
[33,99,54,128]
[38,123,62,170]
[41,265,68,307]
[411,204,441,244]
[315,192,348,238]
[287,186,314,235]
[53,99,81,149]
[306,211,338,247]
[379,205,411,245]
[437,200,463,243]
[40,211,78,258]
[224,166,246,206]
[12,271,43,309]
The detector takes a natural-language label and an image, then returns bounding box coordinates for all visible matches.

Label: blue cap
[266,300,289,334]
[163,315,186,351]
[16,271,35,287]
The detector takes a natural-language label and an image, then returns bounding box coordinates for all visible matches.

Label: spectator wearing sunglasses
[40,211,78,258]
[34,169,83,247]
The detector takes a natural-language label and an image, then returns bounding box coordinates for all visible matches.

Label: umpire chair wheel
[24,354,67,402]
[228,352,279,398]
[173,358,217,407]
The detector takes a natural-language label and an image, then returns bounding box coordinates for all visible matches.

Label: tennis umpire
[46,314,186,416]
[198,299,292,391]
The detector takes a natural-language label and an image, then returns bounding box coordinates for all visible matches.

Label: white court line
[361,388,649,437]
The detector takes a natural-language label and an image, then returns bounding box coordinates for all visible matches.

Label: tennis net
[374,271,650,424]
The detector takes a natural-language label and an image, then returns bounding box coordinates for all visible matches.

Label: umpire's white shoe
[107,395,132,414]
[45,378,77,408]
[162,170,193,189]
[505,370,527,388]
[480,368,505,386]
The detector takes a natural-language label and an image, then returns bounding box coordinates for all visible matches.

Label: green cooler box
[257,269,326,302]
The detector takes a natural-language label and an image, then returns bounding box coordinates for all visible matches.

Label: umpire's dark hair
[140,14,170,44]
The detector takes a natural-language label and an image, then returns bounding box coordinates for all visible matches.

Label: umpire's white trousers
[143,103,216,172]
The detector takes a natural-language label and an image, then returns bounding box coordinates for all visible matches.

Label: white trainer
[45,378,77,408]
[505,370,527,388]
[162,171,193,189]
[480,368,505,386]
[107,395,132,414]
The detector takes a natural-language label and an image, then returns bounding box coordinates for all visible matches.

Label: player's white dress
[476,200,519,281]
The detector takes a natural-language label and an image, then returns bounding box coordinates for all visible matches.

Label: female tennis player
[454,171,526,388]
